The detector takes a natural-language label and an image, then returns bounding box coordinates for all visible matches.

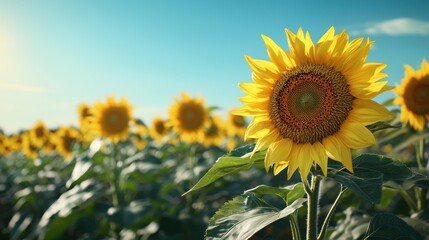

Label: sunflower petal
[348,99,394,125]
[337,121,376,149]
[265,138,293,172]
[261,34,295,71]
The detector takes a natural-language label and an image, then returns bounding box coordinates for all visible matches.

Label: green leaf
[329,207,371,239]
[65,158,93,188]
[36,180,101,239]
[366,121,399,133]
[206,192,306,240]
[183,147,267,195]
[328,167,383,204]
[364,213,422,239]
[244,183,305,206]
[352,154,413,181]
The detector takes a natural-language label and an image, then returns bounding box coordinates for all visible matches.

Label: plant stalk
[318,186,346,240]
[305,174,320,240]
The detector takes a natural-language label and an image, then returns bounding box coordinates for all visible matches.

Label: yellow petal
[310,141,328,176]
[253,129,280,153]
[287,143,301,180]
[265,138,293,172]
[245,55,281,80]
[245,119,272,139]
[261,34,295,71]
[348,99,394,125]
[337,121,376,149]
[273,161,289,176]
[298,143,313,182]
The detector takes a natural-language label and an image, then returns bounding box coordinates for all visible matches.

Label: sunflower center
[404,76,429,115]
[101,107,130,134]
[178,103,205,131]
[35,127,45,138]
[232,115,246,128]
[269,64,354,144]
[155,121,165,134]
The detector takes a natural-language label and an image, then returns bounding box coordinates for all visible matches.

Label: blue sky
[1,0,429,134]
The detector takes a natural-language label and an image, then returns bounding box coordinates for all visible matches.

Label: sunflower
[29,121,49,147]
[53,127,80,158]
[9,134,24,152]
[393,59,429,131]
[226,108,247,137]
[233,27,393,180]
[169,92,208,143]
[93,96,133,143]
[22,133,39,160]
[203,114,226,147]
[150,117,169,141]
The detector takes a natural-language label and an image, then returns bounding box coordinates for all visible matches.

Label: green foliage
[184,144,266,195]
[206,191,306,240]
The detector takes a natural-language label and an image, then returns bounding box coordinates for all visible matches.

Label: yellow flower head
[29,121,49,148]
[149,117,169,141]
[394,59,429,131]
[22,133,39,160]
[203,114,226,147]
[226,108,247,137]
[234,27,393,180]
[93,96,133,143]
[53,126,81,158]
[168,92,208,143]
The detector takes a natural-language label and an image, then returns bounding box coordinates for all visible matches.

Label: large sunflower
[393,59,429,131]
[234,27,393,180]
[169,92,208,143]
[93,96,133,143]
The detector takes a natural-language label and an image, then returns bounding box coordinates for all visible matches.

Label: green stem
[289,212,302,240]
[110,143,123,239]
[305,174,320,240]
[318,186,347,240]
[416,139,425,170]
[400,190,417,212]
[415,139,427,211]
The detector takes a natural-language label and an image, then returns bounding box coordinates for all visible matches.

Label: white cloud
[0,82,49,93]
[350,18,429,36]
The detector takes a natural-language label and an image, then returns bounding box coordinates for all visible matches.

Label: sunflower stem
[110,142,123,239]
[289,212,301,240]
[317,186,346,240]
[305,174,320,240]
[416,139,427,211]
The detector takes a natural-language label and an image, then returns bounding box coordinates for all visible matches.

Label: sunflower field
[1,27,429,240]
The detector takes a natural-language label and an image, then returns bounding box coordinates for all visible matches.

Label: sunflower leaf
[206,192,306,240]
[244,183,305,205]
[183,147,267,195]
[363,213,422,239]
[352,154,413,181]
[366,121,399,133]
[328,167,383,204]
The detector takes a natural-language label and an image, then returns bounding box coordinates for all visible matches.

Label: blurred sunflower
[53,127,81,158]
[42,133,57,154]
[393,59,429,131]
[0,137,12,156]
[22,134,39,160]
[9,133,24,152]
[203,115,226,147]
[150,117,169,141]
[234,27,393,180]
[29,121,49,148]
[169,93,207,143]
[226,108,247,137]
[93,96,133,143]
